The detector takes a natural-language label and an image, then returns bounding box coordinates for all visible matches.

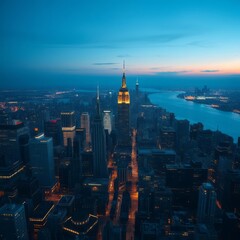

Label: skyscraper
[0,122,29,196]
[136,78,139,98]
[103,110,113,134]
[197,182,216,224]
[117,61,131,146]
[29,133,56,189]
[61,111,76,148]
[44,119,63,146]
[0,204,29,240]
[91,89,108,178]
[81,112,91,148]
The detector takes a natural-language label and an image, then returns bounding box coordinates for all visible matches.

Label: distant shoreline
[177,93,240,115]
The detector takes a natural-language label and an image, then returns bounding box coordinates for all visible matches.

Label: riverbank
[177,92,240,115]
[148,91,240,143]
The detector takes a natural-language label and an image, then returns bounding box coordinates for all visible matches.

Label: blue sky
[1,0,240,89]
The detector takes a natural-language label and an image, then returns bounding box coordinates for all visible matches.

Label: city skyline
[0,61,240,239]
[1,0,240,89]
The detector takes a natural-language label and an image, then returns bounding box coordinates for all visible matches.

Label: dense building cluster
[0,67,240,240]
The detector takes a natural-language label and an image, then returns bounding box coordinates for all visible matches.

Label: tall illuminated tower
[117,61,130,146]
[92,88,108,178]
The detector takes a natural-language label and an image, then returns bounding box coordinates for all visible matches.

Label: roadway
[125,129,139,240]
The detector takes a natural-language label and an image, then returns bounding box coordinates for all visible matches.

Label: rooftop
[202,182,214,190]
[58,195,75,207]
[63,214,98,236]
[29,201,54,222]
[138,148,176,155]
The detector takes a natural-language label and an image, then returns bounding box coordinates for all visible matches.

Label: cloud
[201,70,220,73]
[150,67,172,70]
[117,54,131,58]
[187,41,212,48]
[153,70,192,76]
[93,62,117,66]
[126,33,186,44]
[111,67,121,70]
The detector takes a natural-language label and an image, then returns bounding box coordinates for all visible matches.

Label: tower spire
[97,85,99,101]
[96,86,100,116]
[122,60,126,88]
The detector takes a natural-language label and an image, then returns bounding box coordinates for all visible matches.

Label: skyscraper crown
[118,61,130,104]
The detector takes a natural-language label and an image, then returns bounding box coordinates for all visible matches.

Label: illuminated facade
[117,62,131,146]
[61,111,76,147]
[103,110,113,134]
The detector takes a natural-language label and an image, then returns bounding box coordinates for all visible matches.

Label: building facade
[29,134,56,189]
[117,62,131,146]
[197,182,216,224]
[91,90,108,178]
[0,204,29,240]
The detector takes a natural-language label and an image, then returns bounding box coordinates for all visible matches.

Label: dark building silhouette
[81,151,94,177]
[197,182,216,225]
[80,112,91,149]
[44,119,63,146]
[0,122,30,196]
[159,127,176,150]
[91,89,108,178]
[222,212,240,240]
[0,204,29,240]
[29,134,56,189]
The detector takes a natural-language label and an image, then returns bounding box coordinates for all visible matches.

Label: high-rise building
[0,204,29,240]
[117,61,131,146]
[44,119,63,146]
[81,151,94,177]
[61,111,76,148]
[197,183,216,224]
[103,221,122,240]
[135,79,140,120]
[91,89,108,178]
[159,127,176,150]
[29,133,56,189]
[176,119,190,150]
[0,122,29,196]
[81,112,91,148]
[117,158,129,184]
[136,78,139,98]
[103,110,113,134]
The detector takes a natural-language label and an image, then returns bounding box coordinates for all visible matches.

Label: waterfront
[148,91,240,143]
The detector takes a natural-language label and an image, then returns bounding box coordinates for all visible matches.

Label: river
[148,91,240,143]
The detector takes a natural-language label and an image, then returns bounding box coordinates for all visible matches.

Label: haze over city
[1,0,240,89]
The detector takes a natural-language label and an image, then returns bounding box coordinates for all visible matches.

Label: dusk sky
[1,0,240,89]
